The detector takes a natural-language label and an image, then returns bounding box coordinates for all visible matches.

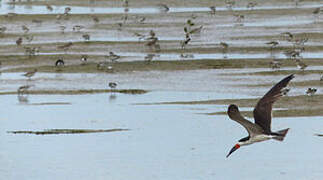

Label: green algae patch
[8,128,130,135]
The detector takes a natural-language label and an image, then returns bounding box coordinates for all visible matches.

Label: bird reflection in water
[109,94,117,102]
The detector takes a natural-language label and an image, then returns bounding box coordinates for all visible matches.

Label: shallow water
[0,2,322,15]
[0,0,323,179]
[0,90,323,179]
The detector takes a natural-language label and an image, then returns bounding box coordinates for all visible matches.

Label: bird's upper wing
[228,105,263,137]
[253,74,295,133]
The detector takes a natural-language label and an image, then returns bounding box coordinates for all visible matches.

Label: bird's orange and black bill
[226,144,240,158]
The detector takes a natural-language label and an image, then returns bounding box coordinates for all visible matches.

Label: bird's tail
[272,128,290,141]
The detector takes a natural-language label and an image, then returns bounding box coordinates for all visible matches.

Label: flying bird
[226,74,294,158]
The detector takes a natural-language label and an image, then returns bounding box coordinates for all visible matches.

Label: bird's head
[226,143,241,158]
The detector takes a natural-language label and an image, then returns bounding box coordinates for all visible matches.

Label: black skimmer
[226,74,294,158]
[22,69,37,79]
[306,88,317,96]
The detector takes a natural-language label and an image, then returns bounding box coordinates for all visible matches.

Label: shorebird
[281,88,290,96]
[57,42,73,51]
[226,74,294,158]
[91,16,100,23]
[133,32,145,40]
[209,6,216,15]
[306,88,317,96]
[80,55,88,65]
[123,0,129,8]
[234,14,245,23]
[22,69,37,79]
[32,19,43,25]
[247,2,257,9]
[189,25,203,34]
[64,7,71,14]
[59,25,66,33]
[144,54,156,63]
[295,59,307,71]
[46,4,53,11]
[269,59,282,70]
[108,82,117,89]
[225,0,235,10]
[312,7,322,15]
[55,58,65,67]
[22,25,29,34]
[25,35,34,42]
[320,75,323,81]
[106,52,120,62]
[17,85,34,94]
[293,37,308,47]
[0,26,7,34]
[266,41,279,48]
[281,32,293,41]
[180,33,191,49]
[220,42,229,57]
[136,16,146,24]
[284,49,301,59]
[73,25,84,32]
[16,37,23,46]
[157,4,169,12]
[82,34,90,41]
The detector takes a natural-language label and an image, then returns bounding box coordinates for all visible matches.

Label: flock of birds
[11,0,321,97]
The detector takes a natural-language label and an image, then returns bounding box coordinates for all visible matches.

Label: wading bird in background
[226,74,294,158]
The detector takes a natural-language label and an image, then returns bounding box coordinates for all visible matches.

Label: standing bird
[109,82,117,89]
[226,74,294,158]
[157,4,169,12]
[22,69,37,79]
[295,59,307,71]
[306,88,317,96]
[16,37,23,46]
[106,52,120,62]
[209,6,216,15]
[22,25,29,34]
[46,4,53,11]
[80,55,88,65]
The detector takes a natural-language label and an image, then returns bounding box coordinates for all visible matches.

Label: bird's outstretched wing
[253,74,295,133]
[228,104,263,137]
